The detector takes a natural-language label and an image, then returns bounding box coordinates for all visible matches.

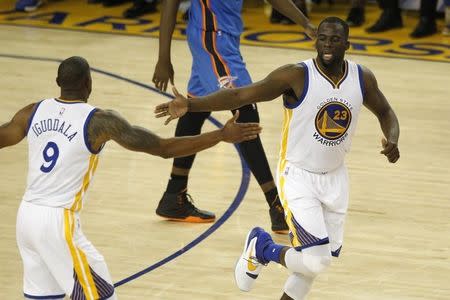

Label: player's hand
[154,86,188,125]
[222,111,262,143]
[152,59,174,92]
[305,22,317,40]
[380,138,400,163]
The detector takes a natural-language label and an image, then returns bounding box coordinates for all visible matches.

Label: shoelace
[177,192,197,209]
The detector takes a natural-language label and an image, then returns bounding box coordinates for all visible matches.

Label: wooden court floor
[1,25,449,299]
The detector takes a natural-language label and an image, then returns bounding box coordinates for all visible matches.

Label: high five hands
[221,110,262,143]
[154,87,262,143]
[154,87,188,125]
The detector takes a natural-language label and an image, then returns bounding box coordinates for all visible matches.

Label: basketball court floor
[1,1,449,299]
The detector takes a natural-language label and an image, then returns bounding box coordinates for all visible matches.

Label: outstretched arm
[361,66,400,163]
[267,0,316,38]
[190,64,298,110]
[152,0,181,91]
[155,64,305,124]
[87,109,261,158]
[0,103,35,149]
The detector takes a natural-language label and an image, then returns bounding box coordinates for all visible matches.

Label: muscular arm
[188,64,305,112]
[361,65,400,162]
[267,0,310,28]
[87,109,226,159]
[0,103,35,149]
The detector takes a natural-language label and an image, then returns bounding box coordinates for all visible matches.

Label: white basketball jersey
[22,98,102,211]
[278,59,364,174]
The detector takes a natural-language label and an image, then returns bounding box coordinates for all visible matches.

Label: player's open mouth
[323,53,333,60]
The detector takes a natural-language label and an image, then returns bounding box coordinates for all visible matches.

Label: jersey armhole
[357,64,366,98]
[26,100,44,135]
[283,62,309,109]
[84,108,104,154]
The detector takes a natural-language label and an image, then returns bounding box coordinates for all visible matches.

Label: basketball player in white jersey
[154,17,400,299]
[0,56,261,300]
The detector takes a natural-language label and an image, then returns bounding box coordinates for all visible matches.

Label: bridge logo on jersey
[315,101,352,141]
[218,75,238,89]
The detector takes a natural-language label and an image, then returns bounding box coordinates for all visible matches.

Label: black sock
[166,174,188,194]
[264,188,281,207]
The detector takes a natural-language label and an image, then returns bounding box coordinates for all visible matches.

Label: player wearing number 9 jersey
[0,56,261,300]
[24,98,100,211]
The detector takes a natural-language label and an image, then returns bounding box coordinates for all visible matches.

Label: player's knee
[283,273,311,300]
[234,105,259,123]
[303,253,331,277]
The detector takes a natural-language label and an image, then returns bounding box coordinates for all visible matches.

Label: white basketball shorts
[277,162,349,257]
[16,201,115,299]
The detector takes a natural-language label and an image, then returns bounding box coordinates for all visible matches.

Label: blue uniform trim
[284,62,309,109]
[293,237,330,251]
[71,267,114,299]
[24,293,65,299]
[83,108,103,154]
[357,64,365,97]
[26,100,43,135]
[290,213,328,249]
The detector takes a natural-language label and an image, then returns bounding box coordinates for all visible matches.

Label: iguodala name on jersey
[30,118,78,142]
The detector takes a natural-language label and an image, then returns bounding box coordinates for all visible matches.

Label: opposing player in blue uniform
[152,0,315,232]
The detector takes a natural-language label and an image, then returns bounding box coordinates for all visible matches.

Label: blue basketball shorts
[186,27,252,97]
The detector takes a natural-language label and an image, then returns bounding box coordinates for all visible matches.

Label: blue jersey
[188,0,243,36]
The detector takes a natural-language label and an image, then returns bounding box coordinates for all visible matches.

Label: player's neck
[315,58,345,78]
[59,91,88,103]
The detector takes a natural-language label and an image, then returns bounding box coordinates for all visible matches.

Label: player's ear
[56,77,61,87]
[345,40,350,50]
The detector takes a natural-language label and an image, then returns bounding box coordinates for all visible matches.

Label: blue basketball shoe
[234,227,273,292]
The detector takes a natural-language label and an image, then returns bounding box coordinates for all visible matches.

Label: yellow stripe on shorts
[64,210,100,300]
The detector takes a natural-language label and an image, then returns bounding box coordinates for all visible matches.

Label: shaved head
[318,16,349,40]
[57,56,92,101]
[57,56,90,89]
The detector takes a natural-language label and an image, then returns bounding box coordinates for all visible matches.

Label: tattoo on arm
[88,109,163,155]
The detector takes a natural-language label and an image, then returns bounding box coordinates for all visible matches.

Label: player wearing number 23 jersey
[154,17,400,300]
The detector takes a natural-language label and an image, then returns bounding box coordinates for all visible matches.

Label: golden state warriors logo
[315,101,352,140]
